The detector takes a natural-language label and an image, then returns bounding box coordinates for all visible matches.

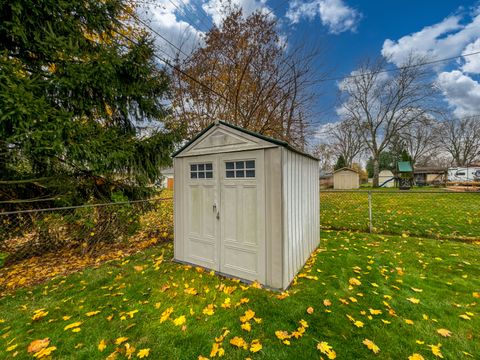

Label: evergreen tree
[334,155,347,170]
[0,0,180,205]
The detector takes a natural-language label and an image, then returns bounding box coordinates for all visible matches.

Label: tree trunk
[372,156,380,187]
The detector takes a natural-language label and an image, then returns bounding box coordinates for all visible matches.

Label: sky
[139,0,480,141]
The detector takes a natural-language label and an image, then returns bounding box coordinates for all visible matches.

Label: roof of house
[413,167,447,174]
[397,161,413,172]
[333,167,359,174]
[161,167,174,175]
[172,120,319,161]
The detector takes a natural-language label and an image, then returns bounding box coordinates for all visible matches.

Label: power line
[320,51,480,82]
[112,28,227,101]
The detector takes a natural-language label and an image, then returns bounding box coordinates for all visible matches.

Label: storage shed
[173,121,319,290]
[379,170,395,188]
[333,167,360,189]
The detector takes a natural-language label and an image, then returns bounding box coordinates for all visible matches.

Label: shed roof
[172,121,318,160]
[333,167,359,174]
[397,161,413,172]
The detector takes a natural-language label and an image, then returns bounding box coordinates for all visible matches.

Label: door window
[225,160,255,178]
[190,163,213,179]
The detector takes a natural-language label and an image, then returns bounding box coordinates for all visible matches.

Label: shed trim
[333,167,359,174]
[172,120,318,161]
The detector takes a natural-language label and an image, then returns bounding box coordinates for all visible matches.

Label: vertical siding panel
[282,149,319,288]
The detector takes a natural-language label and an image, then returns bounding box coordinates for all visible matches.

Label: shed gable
[175,124,277,157]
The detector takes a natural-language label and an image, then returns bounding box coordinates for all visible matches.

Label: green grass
[0,231,479,359]
[321,191,480,240]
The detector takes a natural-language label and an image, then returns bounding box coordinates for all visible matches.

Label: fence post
[368,191,373,233]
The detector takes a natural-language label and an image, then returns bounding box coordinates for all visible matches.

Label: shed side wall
[264,147,283,289]
[173,157,185,261]
[282,149,319,289]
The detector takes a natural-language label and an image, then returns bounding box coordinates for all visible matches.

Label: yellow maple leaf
[275,330,291,341]
[317,341,337,359]
[64,321,82,331]
[436,328,452,337]
[137,348,150,358]
[28,339,50,354]
[173,315,186,326]
[408,354,425,360]
[249,339,262,353]
[473,292,480,299]
[6,344,18,352]
[33,346,57,358]
[411,287,423,292]
[98,339,107,352]
[240,309,255,323]
[32,309,49,321]
[299,319,308,328]
[323,299,332,306]
[241,322,251,331]
[405,319,414,325]
[369,309,382,315]
[86,311,101,317]
[210,342,224,357]
[115,337,129,345]
[349,278,361,286]
[459,314,471,320]
[160,307,174,323]
[407,298,420,304]
[362,339,380,354]
[230,336,248,349]
[353,320,364,328]
[306,306,314,314]
[428,343,443,358]
[203,304,215,316]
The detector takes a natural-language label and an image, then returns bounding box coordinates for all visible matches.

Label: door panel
[220,150,265,283]
[184,156,219,269]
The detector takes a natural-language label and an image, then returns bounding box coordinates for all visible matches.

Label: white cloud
[286,0,361,34]
[381,12,480,67]
[462,38,480,73]
[437,70,480,117]
[138,1,205,60]
[202,0,271,27]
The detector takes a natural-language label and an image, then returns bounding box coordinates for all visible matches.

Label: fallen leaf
[362,339,380,354]
[436,328,452,338]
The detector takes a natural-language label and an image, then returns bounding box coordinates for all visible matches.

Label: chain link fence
[0,197,173,267]
[320,190,480,241]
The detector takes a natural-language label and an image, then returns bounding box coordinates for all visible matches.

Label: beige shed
[379,170,395,188]
[333,167,360,190]
[173,121,319,289]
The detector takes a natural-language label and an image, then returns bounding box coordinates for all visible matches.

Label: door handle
[216,210,220,220]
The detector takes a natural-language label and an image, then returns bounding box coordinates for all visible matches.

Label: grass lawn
[0,231,479,359]
[320,191,480,241]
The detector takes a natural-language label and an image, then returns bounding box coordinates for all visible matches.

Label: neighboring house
[333,167,359,190]
[414,167,447,185]
[319,170,333,189]
[378,170,395,188]
[161,167,174,189]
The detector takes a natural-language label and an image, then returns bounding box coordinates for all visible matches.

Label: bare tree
[329,119,365,167]
[399,116,439,165]
[437,115,480,166]
[311,143,336,172]
[339,55,436,186]
[171,8,321,150]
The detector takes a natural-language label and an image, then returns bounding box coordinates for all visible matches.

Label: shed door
[219,150,266,283]
[184,155,219,270]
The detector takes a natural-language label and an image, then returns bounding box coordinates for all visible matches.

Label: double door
[184,150,265,283]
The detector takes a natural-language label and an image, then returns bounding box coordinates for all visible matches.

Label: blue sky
[142,0,480,138]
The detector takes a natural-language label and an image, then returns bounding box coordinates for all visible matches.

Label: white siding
[282,149,320,288]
